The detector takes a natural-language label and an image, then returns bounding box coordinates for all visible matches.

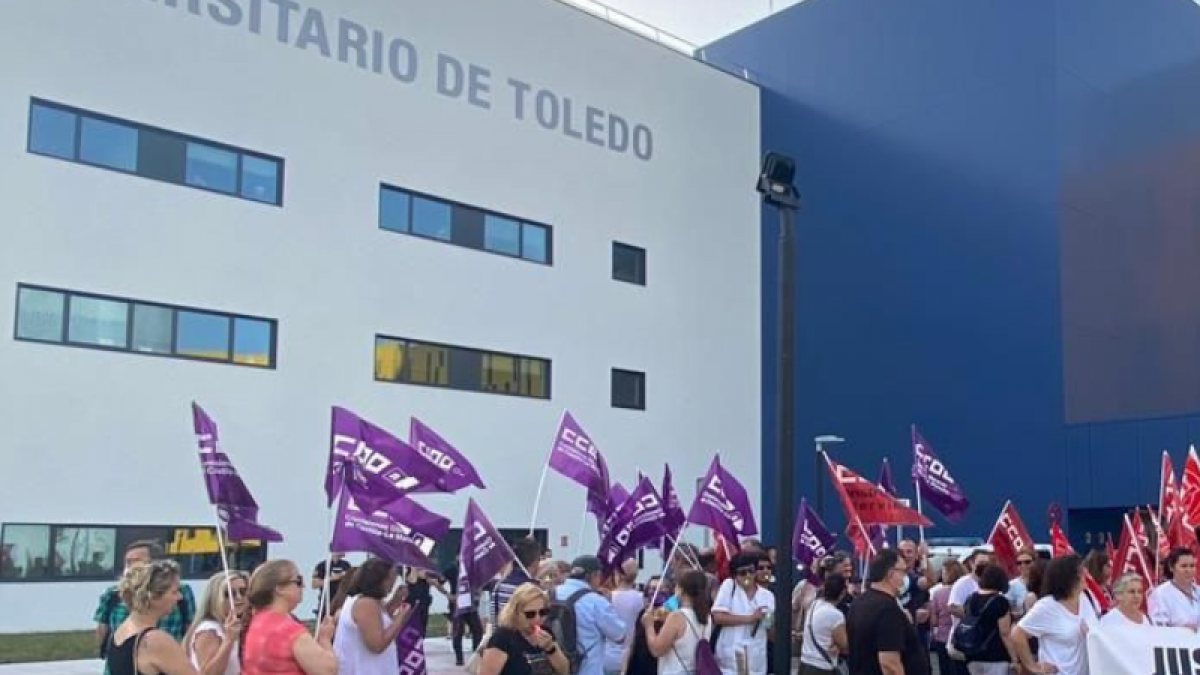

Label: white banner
[1088,623,1200,675]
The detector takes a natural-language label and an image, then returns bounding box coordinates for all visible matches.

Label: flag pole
[649,526,690,607]
[529,410,566,535]
[913,478,927,546]
[211,508,237,610]
[576,507,589,557]
[316,472,345,637]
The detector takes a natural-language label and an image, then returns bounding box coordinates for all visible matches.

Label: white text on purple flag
[701,474,747,532]
[332,434,421,492]
[914,443,958,491]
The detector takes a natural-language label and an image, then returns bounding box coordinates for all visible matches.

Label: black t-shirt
[902,571,931,623]
[963,592,1011,663]
[408,576,433,605]
[847,588,929,675]
[313,559,353,611]
[487,627,555,675]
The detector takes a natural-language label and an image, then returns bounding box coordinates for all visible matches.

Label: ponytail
[677,570,711,625]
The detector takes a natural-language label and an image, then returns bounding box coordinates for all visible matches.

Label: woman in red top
[240,560,337,675]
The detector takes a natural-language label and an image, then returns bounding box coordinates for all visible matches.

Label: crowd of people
[90,535,1199,675]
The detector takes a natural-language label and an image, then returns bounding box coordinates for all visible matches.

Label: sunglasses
[524,608,550,619]
[230,587,247,597]
[285,575,304,588]
[736,568,756,576]
[1016,559,1033,566]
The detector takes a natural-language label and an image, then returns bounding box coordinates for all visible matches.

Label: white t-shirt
[1017,596,1098,675]
[188,619,240,675]
[948,574,980,632]
[1099,609,1152,629]
[1148,581,1200,629]
[605,589,645,672]
[799,599,844,670]
[713,579,775,675]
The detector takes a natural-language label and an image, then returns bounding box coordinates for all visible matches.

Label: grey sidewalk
[0,636,466,675]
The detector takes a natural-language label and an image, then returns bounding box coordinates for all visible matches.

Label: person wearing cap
[555,556,627,675]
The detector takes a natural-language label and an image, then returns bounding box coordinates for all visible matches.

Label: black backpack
[951,594,998,659]
[545,588,592,674]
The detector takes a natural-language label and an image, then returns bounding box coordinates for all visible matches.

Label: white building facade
[0,0,761,632]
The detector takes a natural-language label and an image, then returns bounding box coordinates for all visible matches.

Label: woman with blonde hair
[1101,573,1152,627]
[239,560,337,675]
[479,583,570,675]
[186,571,248,675]
[105,560,200,675]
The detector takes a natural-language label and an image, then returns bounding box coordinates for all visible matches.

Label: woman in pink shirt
[240,560,337,675]
[930,560,966,675]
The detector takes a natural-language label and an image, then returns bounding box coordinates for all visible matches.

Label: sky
[572,0,805,47]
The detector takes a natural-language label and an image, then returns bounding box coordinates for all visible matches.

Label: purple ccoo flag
[911,425,970,523]
[455,499,516,616]
[327,407,446,513]
[598,476,669,570]
[686,456,758,545]
[548,411,611,520]
[329,490,446,570]
[792,498,836,583]
[655,464,687,558]
[192,403,282,542]
[395,601,427,675]
[599,482,631,540]
[408,418,486,493]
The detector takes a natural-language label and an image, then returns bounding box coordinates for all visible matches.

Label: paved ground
[0,636,465,675]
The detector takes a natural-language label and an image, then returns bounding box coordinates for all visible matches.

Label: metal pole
[815,441,824,516]
[773,204,797,675]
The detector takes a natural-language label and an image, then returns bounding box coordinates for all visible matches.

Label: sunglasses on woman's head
[524,608,550,619]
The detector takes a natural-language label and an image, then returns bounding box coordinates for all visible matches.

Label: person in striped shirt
[489,538,545,625]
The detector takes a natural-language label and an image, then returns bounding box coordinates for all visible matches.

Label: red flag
[713,532,734,582]
[986,501,1034,577]
[1105,532,1115,564]
[1049,521,1111,614]
[1161,452,1182,530]
[1184,447,1200,529]
[826,457,933,527]
[1115,512,1152,607]
[1168,509,1198,551]
[846,516,878,558]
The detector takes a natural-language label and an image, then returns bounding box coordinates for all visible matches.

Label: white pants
[968,661,1011,675]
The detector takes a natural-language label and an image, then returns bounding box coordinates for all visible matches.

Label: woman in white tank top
[332,559,412,675]
[642,570,714,675]
[185,570,248,675]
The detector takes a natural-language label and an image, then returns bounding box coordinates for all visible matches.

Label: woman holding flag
[333,558,413,675]
[186,571,248,675]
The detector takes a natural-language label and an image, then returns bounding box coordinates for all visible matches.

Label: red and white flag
[1161,452,1182,530]
[986,501,1034,577]
[1050,521,1111,614]
[1115,512,1153,605]
[825,457,933,527]
[1183,447,1200,529]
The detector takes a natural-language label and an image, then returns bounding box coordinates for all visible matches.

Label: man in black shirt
[847,550,929,675]
[311,552,352,618]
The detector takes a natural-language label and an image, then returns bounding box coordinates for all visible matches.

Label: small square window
[522,224,549,263]
[16,287,66,342]
[612,368,646,410]
[79,117,138,171]
[613,242,646,285]
[67,296,130,348]
[379,187,412,233]
[412,197,452,241]
[484,215,521,257]
[132,304,173,354]
[233,317,274,366]
[0,524,51,579]
[241,155,280,204]
[28,104,77,159]
[176,310,231,361]
[185,142,238,193]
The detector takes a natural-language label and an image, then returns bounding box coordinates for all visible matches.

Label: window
[185,142,238,193]
[613,242,647,285]
[612,369,646,410]
[26,99,283,206]
[375,335,551,399]
[14,287,65,341]
[412,196,452,241]
[0,523,269,582]
[378,184,553,264]
[28,104,76,159]
[14,284,277,368]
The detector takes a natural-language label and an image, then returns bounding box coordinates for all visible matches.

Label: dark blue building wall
[707,0,1200,548]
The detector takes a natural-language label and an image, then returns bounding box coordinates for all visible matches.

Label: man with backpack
[93,540,196,661]
[548,555,626,675]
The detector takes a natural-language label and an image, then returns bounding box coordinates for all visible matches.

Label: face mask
[897,573,910,598]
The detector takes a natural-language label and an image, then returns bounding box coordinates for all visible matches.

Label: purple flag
[548,411,611,519]
[792,498,836,583]
[610,482,631,508]
[655,464,687,558]
[327,407,445,513]
[329,490,444,570]
[598,476,669,569]
[911,426,969,523]
[395,602,427,675]
[456,499,516,616]
[599,482,632,539]
[408,418,486,493]
[686,456,758,545]
[192,403,282,542]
